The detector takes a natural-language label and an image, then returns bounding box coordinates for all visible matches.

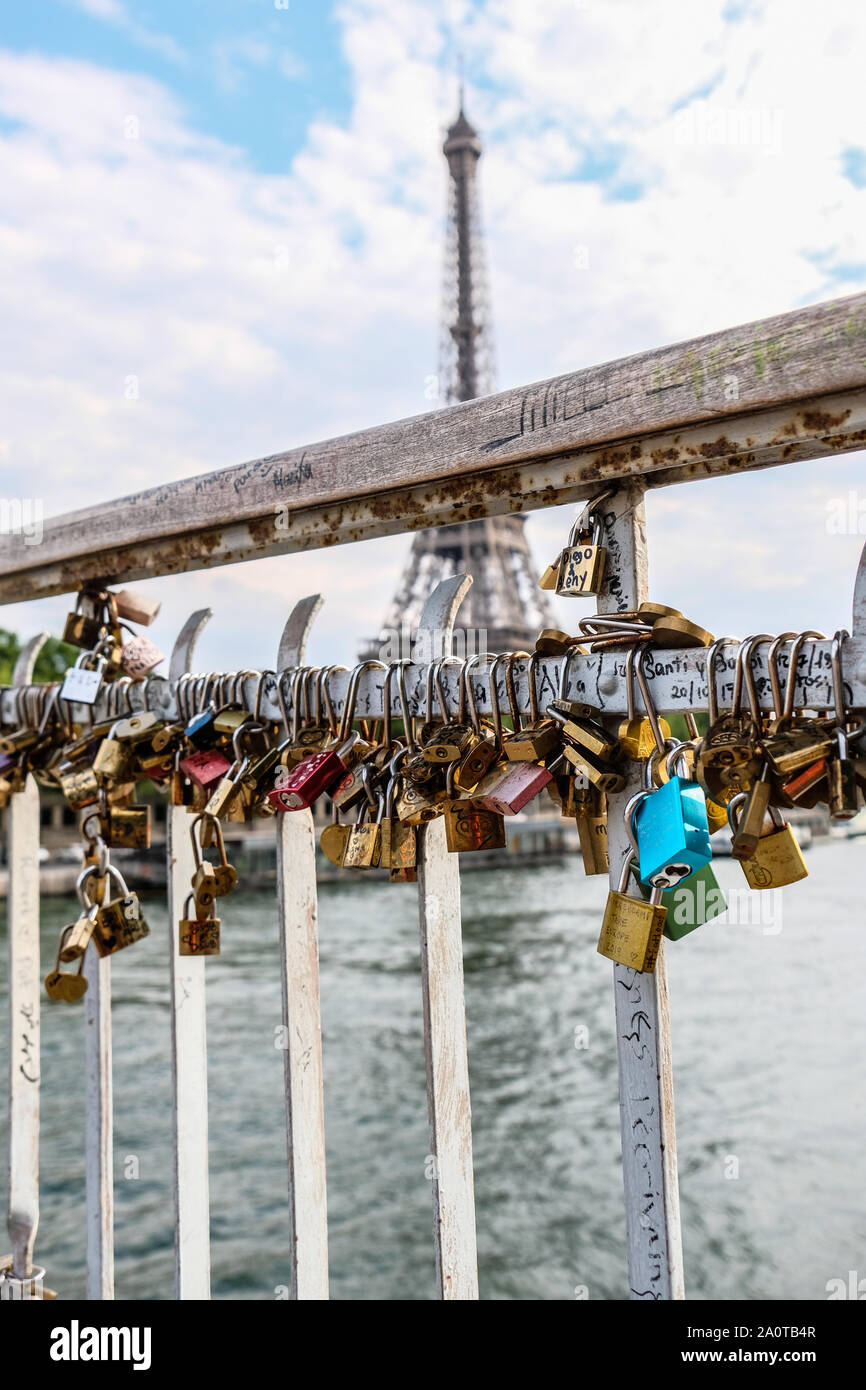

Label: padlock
[473,758,551,816]
[112,711,162,744]
[92,722,132,780]
[58,901,100,962]
[320,813,352,867]
[763,718,832,778]
[556,502,607,597]
[90,865,150,956]
[727,795,808,889]
[778,757,827,807]
[538,552,563,590]
[341,787,384,869]
[104,804,151,850]
[112,587,161,627]
[575,785,609,875]
[651,615,714,648]
[394,781,443,824]
[760,628,830,777]
[185,707,218,750]
[212,705,252,738]
[330,760,373,811]
[151,720,186,754]
[44,928,89,1002]
[494,652,557,762]
[652,862,727,941]
[0,727,42,757]
[60,651,107,706]
[268,735,359,811]
[730,763,772,860]
[556,714,621,764]
[205,724,255,818]
[827,729,859,819]
[379,765,418,872]
[190,814,238,898]
[597,848,666,974]
[443,800,506,853]
[120,632,165,679]
[179,748,233,790]
[442,765,506,852]
[62,589,115,650]
[190,825,218,910]
[178,896,221,956]
[57,758,100,810]
[633,747,711,888]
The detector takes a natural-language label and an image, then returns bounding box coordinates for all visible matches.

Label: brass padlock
[190,814,238,899]
[178,896,221,956]
[341,784,383,869]
[0,727,42,757]
[112,711,162,744]
[575,786,609,875]
[320,818,352,867]
[538,552,563,590]
[90,865,150,956]
[556,504,607,597]
[58,902,100,961]
[727,796,807,889]
[62,589,115,650]
[44,928,89,1002]
[92,723,132,780]
[597,853,666,973]
[57,759,100,810]
[730,766,772,860]
[442,762,506,853]
[104,804,151,850]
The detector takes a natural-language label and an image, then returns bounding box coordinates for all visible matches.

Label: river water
[1,836,863,1301]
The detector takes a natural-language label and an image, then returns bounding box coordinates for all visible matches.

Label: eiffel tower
[362,93,553,660]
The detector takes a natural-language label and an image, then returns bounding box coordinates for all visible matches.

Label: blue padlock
[633,766,712,889]
[185,708,216,749]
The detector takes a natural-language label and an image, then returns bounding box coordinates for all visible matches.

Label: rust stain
[801,407,851,432]
[696,436,738,460]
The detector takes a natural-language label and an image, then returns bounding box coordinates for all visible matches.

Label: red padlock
[179,749,233,790]
[268,735,361,811]
[473,760,552,816]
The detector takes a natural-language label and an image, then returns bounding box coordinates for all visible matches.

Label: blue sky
[0,0,864,669]
[4,0,353,172]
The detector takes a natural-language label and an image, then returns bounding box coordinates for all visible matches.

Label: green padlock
[638,861,726,940]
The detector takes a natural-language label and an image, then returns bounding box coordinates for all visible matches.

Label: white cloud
[1,0,865,669]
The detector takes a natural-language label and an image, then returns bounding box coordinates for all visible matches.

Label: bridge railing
[2,290,866,1300]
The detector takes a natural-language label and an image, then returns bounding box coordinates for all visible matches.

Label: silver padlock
[59,651,107,705]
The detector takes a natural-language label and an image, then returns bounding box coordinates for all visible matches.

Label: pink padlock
[179,749,232,790]
[474,760,552,816]
[121,633,165,679]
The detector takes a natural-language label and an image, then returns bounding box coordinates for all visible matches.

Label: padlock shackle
[463,652,498,735]
[704,636,739,725]
[504,652,532,733]
[488,654,508,744]
[395,659,417,754]
[633,648,668,756]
